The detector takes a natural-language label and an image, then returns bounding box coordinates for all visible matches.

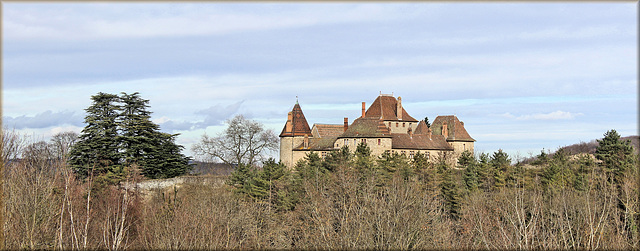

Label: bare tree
[192,115,278,167]
[50,131,78,161]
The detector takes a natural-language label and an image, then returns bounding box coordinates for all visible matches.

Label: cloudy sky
[3,2,637,161]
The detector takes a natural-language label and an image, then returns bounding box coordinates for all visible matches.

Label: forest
[1,92,638,250]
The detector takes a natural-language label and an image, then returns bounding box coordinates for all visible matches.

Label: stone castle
[279,94,475,167]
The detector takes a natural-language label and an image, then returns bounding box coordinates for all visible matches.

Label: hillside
[520,135,639,164]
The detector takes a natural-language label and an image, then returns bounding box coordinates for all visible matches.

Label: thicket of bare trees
[2,127,638,249]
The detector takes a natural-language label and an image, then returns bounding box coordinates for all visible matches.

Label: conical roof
[279,103,312,137]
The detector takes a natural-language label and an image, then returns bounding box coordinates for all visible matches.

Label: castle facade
[279,94,475,167]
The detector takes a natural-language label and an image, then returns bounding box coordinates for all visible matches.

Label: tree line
[1,91,638,249]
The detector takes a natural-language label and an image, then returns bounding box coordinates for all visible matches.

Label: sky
[2,2,638,162]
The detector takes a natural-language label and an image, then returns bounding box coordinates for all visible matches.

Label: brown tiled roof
[311,124,344,138]
[279,103,312,137]
[414,120,431,135]
[431,115,475,142]
[293,137,338,151]
[364,95,418,122]
[338,117,391,138]
[391,134,453,150]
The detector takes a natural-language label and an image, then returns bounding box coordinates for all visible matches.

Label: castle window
[377,139,381,145]
[401,151,406,155]
[321,152,327,159]
[463,144,466,151]
[403,123,405,127]
[396,122,399,127]
[388,122,391,128]
[361,138,366,144]
[426,152,430,160]
[409,151,414,159]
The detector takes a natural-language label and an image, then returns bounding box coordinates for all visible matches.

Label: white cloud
[3,3,409,41]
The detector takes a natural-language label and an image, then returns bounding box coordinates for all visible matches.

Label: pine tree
[411,151,430,181]
[476,152,491,191]
[354,142,374,172]
[424,117,431,128]
[69,92,122,178]
[377,151,411,182]
[69,92,192,181]
[457,150,475,168]
[119,92,192,179]
[323,145,352,172]
[228,163,252,192]
[440,169,462,219]
[490,149,510,190]
[532,149,549,166]
[572,154,593,191]
[462,163,478,192]
[595,129,634,183]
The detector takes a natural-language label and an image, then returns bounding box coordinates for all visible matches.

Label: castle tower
[279,102,312,167]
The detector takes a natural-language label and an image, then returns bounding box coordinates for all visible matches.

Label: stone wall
[280,136,306,167]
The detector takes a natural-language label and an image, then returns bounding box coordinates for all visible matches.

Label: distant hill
[520,135,639,164]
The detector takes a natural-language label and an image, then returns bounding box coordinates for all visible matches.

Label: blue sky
[3,2,637,161]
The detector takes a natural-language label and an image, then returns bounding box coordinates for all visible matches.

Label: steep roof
[414,120,431,135]
[364,95,418,122]
[391,134,453,150]
[279,103,312,137]
[311,124,344,138]
[338,117,391,138]
[431,115,475,142]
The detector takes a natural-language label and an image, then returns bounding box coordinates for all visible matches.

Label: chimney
[397,96,403,120]
[286,112,293,133]
[427,127,432,140]
[442,122,448,139]
[362,102,366,118]
[303,134,309,148]
[344,117,349,132]
[408,126,413,138]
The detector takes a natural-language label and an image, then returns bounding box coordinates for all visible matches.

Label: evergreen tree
[572,154,593,191]
[295,152,326,188]
[457,150,475,169]
[228,163,252,192]
[476,152,492,191]
[377,151,411,182]
[69,92,192,181]
[424,117,431,128]
[531,149,549,166]
[440,168,462,219]
[119,92,192,179]
[323,145,352,172]
[411,151,430,181]
[595,129,634,183]
[490,149,510,190]
[69,92,122,178]
[354,142,374,171]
